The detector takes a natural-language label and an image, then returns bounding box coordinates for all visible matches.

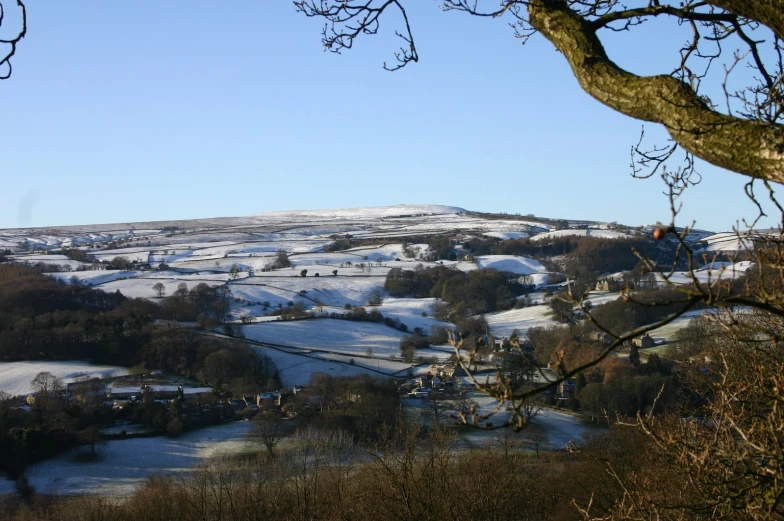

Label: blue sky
[0,1,777,230]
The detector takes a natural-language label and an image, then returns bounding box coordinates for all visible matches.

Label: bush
[399,333,430,362]
[428,326,449,345]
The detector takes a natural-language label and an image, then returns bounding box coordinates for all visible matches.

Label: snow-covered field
[231,276,386,309]
[98,277,226,299]
[252,346,381,386]
[243,319,407,357]
[475,255,546,276]
[0,421,253,497]
[9,254,90,271]
[482,231,529,241]
[656,261,754,286]
[650,309,711,342]
[374,298,453,334]
[530,229,633,242]
[700,232,755,252]
[256,204,467,221]
[584,291,621,307]
[48,270,142,286]
[440,394,594,450]
[484,305,559,338]
[0,361,130,397]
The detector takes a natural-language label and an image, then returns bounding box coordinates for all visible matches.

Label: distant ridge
[255,204,467,220]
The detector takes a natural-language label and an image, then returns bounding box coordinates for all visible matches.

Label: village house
[557,379,576,399]
[181,387,213,404]
[107,386,143,401]
[632,333,655,349]
[428,363,465,379]
[591,331,614,345]
[107,385,214,404]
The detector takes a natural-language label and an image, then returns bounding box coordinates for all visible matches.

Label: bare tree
[78,425,105,457]
[249,419,284,458]
[367,288,384,306]
[31,371,64,398]
[152,282,165,298]
[518,391,543,426]
[295,0,783,183]
[422,392,454,429]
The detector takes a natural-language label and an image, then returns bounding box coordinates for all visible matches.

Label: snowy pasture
[242,319,407,357]
[530,229,633,242]
[48,270,142,286]
[251,346,382,386]
[422,394,594,450]
[0,421,253,497]
[9,254,91,271]
[0,361,130,397]
[656,261,754,287]
[97,277,226,300]
[584,291,622,307]
[700,232,755,252]
[484,305,559,338]
[481,231,529,241]
[475,255,546,276]
[649,309,711,342]
[231,276,386,309]
[374,298,454,334]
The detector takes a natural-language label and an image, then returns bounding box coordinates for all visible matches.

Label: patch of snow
[243,319,407,357]
[481,231,530,241]
[530,229,633,242]
[475,255,546,275]
[256,204,466,220]
[0,361,130,397]
[484,305,559,338]
[18,421,252,496]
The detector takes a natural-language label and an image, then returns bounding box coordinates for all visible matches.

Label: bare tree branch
[0,0,26,80]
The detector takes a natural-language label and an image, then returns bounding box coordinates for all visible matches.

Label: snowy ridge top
[255,204,466,220]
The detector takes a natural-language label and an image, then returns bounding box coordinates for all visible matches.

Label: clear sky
[0,1,777,231]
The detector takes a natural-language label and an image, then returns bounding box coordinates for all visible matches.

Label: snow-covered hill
[256,204,466,220]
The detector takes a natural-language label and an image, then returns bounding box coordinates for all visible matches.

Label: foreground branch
[527,0,784,184]
[0,0,26,80]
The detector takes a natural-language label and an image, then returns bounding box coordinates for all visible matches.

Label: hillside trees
[385,265,523,316]
[273,249,291,269]
[0,265,276,390]
[549,292,575,322]
[107,256,132,270]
